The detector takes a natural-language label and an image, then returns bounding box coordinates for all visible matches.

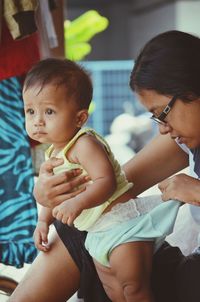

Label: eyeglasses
[150,95,178,126]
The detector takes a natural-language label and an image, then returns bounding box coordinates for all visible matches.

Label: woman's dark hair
[24,58,93,109]
[130,30,200,101]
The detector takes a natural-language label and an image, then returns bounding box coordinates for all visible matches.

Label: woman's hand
[158,173,200,206]
[33,157,89,208]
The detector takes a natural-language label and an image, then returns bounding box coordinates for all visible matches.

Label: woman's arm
[123,133,189,197]
[34,133,189,210]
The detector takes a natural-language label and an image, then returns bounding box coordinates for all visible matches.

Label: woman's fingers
[39,157,64,175]
[50,169,83,187]
[52,186,86,205]
[34,167,88,207]
[158,174,200,205]
[35,154,91,207]
[158,179,168,192]
[60,173,88,192]
[38,168,85,191]
[44,174,87,204]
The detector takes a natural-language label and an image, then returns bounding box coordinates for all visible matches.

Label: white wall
[175,0,200,36]
[129,2,176,59]
[129,0,200,59]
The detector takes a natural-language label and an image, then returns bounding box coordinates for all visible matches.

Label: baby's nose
[34,116,45,126]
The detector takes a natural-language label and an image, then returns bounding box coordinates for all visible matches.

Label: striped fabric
[0,76,38,268]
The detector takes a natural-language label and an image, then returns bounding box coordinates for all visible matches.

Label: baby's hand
[52,199,82,226]
[33,221,50,252]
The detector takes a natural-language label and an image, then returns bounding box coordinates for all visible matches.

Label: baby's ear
[76,109,89,127]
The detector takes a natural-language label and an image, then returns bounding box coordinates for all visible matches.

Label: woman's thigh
[152,242,183,302]
[54,221,111,302]
[152,242,200,302]
[8,228,80,302]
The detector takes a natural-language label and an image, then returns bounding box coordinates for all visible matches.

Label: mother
[9,30,200,302]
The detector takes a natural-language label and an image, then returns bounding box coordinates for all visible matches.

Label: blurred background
[32,0,200,168]
[66,0,200,162]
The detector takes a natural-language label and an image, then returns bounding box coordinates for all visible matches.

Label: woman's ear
[76,109,89,127]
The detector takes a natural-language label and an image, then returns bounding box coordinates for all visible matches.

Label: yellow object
[65,10,109,60]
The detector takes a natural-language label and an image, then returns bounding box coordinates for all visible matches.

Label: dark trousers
[54,221,200,302]
[152,242,200,302]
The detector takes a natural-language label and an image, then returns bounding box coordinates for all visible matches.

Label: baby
[23,58,181,302]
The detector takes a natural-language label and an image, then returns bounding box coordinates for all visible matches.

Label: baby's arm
[52,134,117,225]
[34,206,54,252]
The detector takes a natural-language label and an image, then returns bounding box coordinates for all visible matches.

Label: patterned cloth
[0,76,38,268]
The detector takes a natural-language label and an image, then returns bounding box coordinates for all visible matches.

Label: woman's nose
[158,123,172,135]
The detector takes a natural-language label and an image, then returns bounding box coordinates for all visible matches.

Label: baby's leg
[94,241,154,302]
[94,259,126,302]
[110,241,154,302]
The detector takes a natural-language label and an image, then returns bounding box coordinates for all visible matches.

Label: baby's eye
[26,108,34,115]
[46,108,55,115]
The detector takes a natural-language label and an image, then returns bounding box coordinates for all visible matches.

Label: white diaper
[88,194,163,232]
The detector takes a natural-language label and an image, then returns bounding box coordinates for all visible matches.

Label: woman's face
[137,89,200,149]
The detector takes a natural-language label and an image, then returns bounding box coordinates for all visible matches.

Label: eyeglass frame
[150,95,178,125]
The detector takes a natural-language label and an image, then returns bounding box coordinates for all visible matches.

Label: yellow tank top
[45,128,133,231]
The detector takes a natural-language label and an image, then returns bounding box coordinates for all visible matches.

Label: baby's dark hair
[24,58,93,109]
[130,30,200,102]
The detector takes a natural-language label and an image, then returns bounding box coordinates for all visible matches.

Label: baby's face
[23,83,81,149]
